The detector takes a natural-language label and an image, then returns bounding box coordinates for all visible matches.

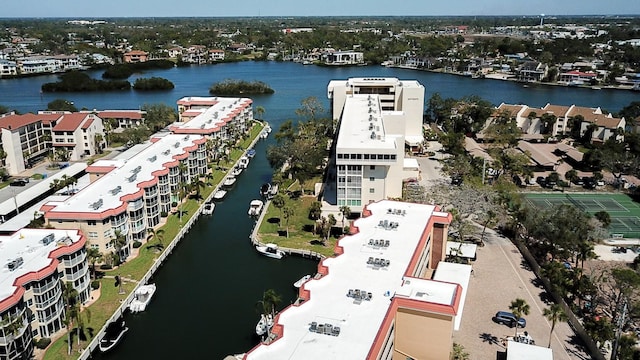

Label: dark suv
[494,311,526,328]
[9,178,29,186]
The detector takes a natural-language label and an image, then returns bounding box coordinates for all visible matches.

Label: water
[2,62,638,358]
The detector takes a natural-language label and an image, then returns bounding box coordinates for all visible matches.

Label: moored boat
[213,190,227,200]
[223,176,237,187]
[99,318,128,352]
[260,183,271,198]
[238,156,250,169]
[256,243,285,259]
[268,183,279,199]
[230,166,243,177]
[246,149,256,158]
[129,284,157,313]
[248,199,264,216]
[293,274,312,288]
[203,202,215,215]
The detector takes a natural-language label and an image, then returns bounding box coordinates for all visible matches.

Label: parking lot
[452,225,591,360]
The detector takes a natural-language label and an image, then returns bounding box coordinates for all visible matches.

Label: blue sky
[3,0,639,17]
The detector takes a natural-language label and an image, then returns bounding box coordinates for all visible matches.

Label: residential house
[0,59,17,77]
[324,51,364,66]
[51,113,105,161]
[517,61,548,82]
[123,50,148,63]
[209,49,225,62]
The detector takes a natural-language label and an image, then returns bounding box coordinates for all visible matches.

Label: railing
[65,266,89,282]
[63,252,87,268]
[31,279,58,294]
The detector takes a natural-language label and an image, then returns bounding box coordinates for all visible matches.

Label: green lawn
[43,122,264,360]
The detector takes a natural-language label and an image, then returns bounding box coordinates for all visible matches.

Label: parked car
[9,178,29,186]
[536,176,546,187]
[494,311,527,328]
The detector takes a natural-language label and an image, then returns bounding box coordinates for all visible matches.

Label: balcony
[62,251,86,268]
[65,266,89,282]
[127,200,144,212]
[31,279,58,294]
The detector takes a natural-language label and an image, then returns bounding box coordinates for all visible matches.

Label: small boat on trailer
[99,318,128,352]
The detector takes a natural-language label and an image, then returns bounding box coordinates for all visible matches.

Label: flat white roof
[433,261,472,330]
[44,134,203,217]
[247,200,456,360]
[0,229,82,304]
[174,96,251,133]
[336,94,397,151]
[446,241,478,259]
[507,341,553,360]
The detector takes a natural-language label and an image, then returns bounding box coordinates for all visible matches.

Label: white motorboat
[238,156,250,169]
[213,190,227,200]
[260,130,268,139]
[223,176,237,187]
[230,167,243,177]
[246,149,256,158]
[248,199,264,216]
[99,318,128,352]
[255,313,274,336]
[256,243,285,259]
[202,202,215,215]
[129,284,157,313]
[293,274,311,288]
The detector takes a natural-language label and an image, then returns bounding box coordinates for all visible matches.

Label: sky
[3,0,639,18]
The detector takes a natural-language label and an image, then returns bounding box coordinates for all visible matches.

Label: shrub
[171,202,178,207]
[161,211,168,217]
[31,173,44,180]
[100,264,113,270]
[133,241,142,248]
[91,280,100,290]
[34,338,51,349]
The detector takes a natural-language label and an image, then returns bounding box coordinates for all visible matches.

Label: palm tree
[190,177,206,202]
[254,106,265,121]
[110,230,127,265]
[86,246,103,280]
[146,228,165,250]
[94,133,104,154]
[258,289,282,318]
[509,298,530,337]
[565,169,578,186]
[283,206,294,238]
[272,194,286,224]
[480,209,496,245]
[451,343,470,360]
[76,308,91,345]
[339,205,351,227]
[543,304,567,348]
[62,282,79,355]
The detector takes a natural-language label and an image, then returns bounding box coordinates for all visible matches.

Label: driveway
[452,226,591,360]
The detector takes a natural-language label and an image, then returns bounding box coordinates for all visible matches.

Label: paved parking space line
[495,238,573,360]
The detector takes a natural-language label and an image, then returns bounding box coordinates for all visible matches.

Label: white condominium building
[0,229,90,360]
[327,78,425,211]
[42,134,207,257]
[173,96,253,138]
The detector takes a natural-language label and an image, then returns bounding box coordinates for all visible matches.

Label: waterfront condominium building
[0,112,60,175]
[326,78,425,211]
[41,134,207,257]
[245,200,471,360]
[173,96,253,138]
[0,229,90,360]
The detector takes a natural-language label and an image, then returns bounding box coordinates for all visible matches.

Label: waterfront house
[0,229,90,360]
[327,77,425,212]
[123,50,148,63]
[516,61,548,82]
[209,49,225,62]
[0,59,18,77]
[173,96,253,140]
[323,51,364,66]
[245,200,471,360]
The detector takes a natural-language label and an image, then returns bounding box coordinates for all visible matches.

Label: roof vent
[174,142,180,148]
[110,185,122,195]
[90,198,104,210]
[41,233,55,246]
[148,155,157,162]
[127,174,137,183]
[7,257,24,271]
[370,131,376,140]
[132,166,142,174]
[369,123,374,130]
[162,149,171,156]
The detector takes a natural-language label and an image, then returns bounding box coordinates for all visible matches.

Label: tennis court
[526,193,640,238]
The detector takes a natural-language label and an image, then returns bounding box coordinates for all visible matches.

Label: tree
[110,230,127,265]
[258,289,282,318]
[480,209,496,244]
[308,201,321,220]
[450,343,469,360]
[509,298,530,337]
[565,169,578,186]
[47,98,78,112]
[86,246,103,280]
[141,103,178,132]
[62,282,79,355]
[283,206,294,238]
[272,194,286,223]
[255,105,265,120]
[146,228,165,250]
[190,177,206,202]
[543,304,568,348]
[594,211,612,228]
[339,205,351,227]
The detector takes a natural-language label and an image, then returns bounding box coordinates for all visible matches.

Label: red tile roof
[0,113,62,130]
[97,111,144,120]
[81,118,94,129]
[52,113,89,132]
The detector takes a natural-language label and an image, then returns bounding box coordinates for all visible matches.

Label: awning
[404,135,423,146]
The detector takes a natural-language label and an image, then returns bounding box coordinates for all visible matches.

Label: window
[384,154,390,160]
[391,155,396,160]
[87,220,96,226]
[88,232,98,239]
[364,154,370,159]
[370,165,375,170]
[369,188,375,193]
[369,177,375,181]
